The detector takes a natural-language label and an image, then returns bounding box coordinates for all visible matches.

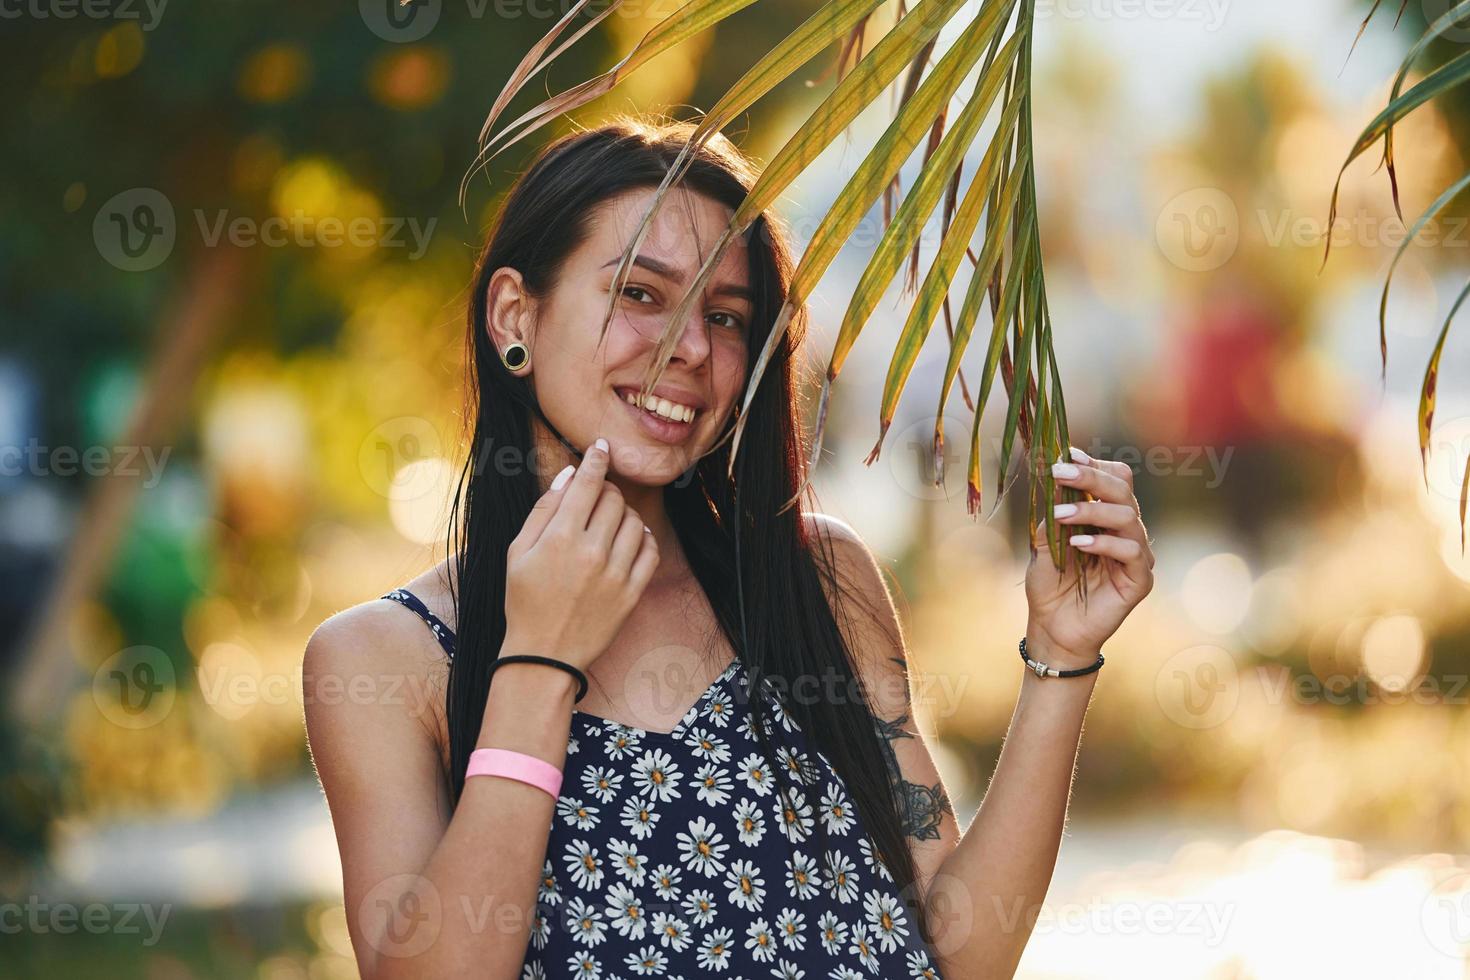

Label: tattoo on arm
[873,711,953,841]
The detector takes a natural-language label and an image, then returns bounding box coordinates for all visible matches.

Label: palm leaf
[1340,3,1470,544]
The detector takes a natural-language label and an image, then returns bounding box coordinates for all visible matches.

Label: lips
[613,386,706,446]
[613,386,703,424]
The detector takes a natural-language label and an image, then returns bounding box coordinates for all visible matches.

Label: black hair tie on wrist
[1018,636,1105,678]
[488,654,590,703]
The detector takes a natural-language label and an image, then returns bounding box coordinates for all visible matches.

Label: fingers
[1052,456,1131,505]
[607,504,650,578]
[514,462,574,553]
[1054,446,1155,577]
[1068,445,1136,489]
[587,481,629,552]
[627,522,660,590]
[549,436,610,535]
[1067,532,1151,587]
[1051,499,1136,531]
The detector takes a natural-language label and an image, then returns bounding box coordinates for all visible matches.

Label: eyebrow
[601,254,753,303]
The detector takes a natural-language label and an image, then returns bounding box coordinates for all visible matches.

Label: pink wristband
[466,748,563,799]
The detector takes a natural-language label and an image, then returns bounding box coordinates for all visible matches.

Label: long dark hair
[444,115,934,944]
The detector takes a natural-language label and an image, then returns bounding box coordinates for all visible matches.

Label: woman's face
[488,186,754,486]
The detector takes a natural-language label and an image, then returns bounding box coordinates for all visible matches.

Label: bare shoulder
[800,512,910,711]
[302,589,453,772]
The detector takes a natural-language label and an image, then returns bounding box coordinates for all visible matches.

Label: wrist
[1024,622,1101,673]
[488,657,581,704]
[477,655,580,753]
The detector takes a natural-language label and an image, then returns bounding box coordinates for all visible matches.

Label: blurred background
[2,0,1469,976]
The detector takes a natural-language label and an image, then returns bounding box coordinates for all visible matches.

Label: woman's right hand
[502,436,660,672]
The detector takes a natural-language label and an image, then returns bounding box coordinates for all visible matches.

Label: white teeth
[621,390,696,423]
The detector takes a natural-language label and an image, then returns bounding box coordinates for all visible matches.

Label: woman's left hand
[1024,446,1155,669]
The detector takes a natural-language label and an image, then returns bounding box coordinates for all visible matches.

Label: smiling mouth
[614,386,701,425]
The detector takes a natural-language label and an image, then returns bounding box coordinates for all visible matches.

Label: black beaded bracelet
[488,654,590,703]
[1019,636,1105,678]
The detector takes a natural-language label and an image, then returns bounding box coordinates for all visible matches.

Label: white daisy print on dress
[633,747,683,803]
[650,910,694,952]
[681,888,717,927]
[529,908,550,950]
[856,836,893,883]
[701,690,734,728]
[565,840,605,891]
[863,889,911,954]
[736,752,775,797]
[684,727,733,765]
[558,797,601,831]
[538,859,562,907]
[694,762,734,807]
[816,911,848,956]
[582,765,623,804]
[819,782,856,836]
[776,747,812,786]
[744,918,778,963]
[567,949,602,979]
[676,815,729,878]
[823,850,860,904]
[774,908,806,951]
[563,896,608,947]
[519,961,547,980]
[649,862,683,901]
[604,882,649,941]
[725,858,766,913]
[784,851,822,901]
[847,921,880,974]
[696,927,735,971]
[625,943,668,976]
[605,727,643,761]
[907,948,940,978]
[771,960,806,980]
[620,796,661,841]
[609,838,649,886]
[732,798,766,846]
[774,787,815,843]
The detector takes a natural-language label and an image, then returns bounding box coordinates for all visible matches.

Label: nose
[665,304,712,368]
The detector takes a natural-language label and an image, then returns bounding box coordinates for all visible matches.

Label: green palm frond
[1337,0,1470,549]
[479,0,1085,570]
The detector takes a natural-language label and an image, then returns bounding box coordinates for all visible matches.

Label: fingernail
[593,436,609,454]
[643,525,652,534]
[550,464,574,490]
[1069,446,1091,464]
[1070,534,1094,546]
[1053,462,1080,479]
[1054,503,1078,518]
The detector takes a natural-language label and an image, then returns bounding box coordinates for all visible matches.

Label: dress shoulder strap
[381,588,457,661]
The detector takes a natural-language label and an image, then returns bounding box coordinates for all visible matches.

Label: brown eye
[622,286,655,304]
[708,311,745,331]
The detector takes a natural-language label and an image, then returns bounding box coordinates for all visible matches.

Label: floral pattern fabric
[382,589,945,980]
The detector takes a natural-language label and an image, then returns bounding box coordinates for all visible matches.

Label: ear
[485,266,536,364]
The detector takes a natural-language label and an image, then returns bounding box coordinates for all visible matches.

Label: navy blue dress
[384,588,945,980]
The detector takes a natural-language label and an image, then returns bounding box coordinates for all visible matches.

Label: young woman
[304,117,1155,980]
